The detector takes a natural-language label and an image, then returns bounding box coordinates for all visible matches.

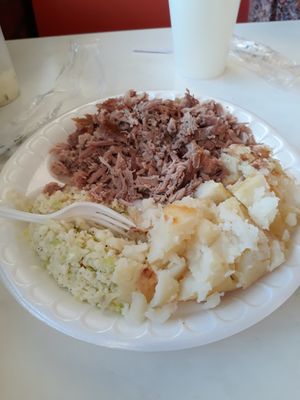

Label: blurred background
[0,0,250,39]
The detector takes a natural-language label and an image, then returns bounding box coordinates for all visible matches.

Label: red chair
[32,0,249,37]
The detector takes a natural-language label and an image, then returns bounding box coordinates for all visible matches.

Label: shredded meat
[43,182,65,196]
[48,90,255,203]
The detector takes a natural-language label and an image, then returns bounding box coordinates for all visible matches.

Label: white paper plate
[0,91,300,351]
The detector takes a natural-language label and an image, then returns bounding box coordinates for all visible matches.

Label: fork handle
[0,207,48,224]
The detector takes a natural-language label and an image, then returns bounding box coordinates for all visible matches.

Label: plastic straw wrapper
[230,35,300,91]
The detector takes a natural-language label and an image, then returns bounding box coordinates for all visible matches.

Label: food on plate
[16,91,300,323]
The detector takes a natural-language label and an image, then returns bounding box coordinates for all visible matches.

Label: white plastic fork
[0,201,136,235]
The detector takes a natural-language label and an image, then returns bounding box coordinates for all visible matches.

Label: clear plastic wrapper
[231,35,300,91]
[0,39,105,164]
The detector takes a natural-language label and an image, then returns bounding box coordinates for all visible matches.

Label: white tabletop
[1,21,300,399]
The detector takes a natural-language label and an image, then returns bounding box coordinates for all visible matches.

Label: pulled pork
[48,90,255,203]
